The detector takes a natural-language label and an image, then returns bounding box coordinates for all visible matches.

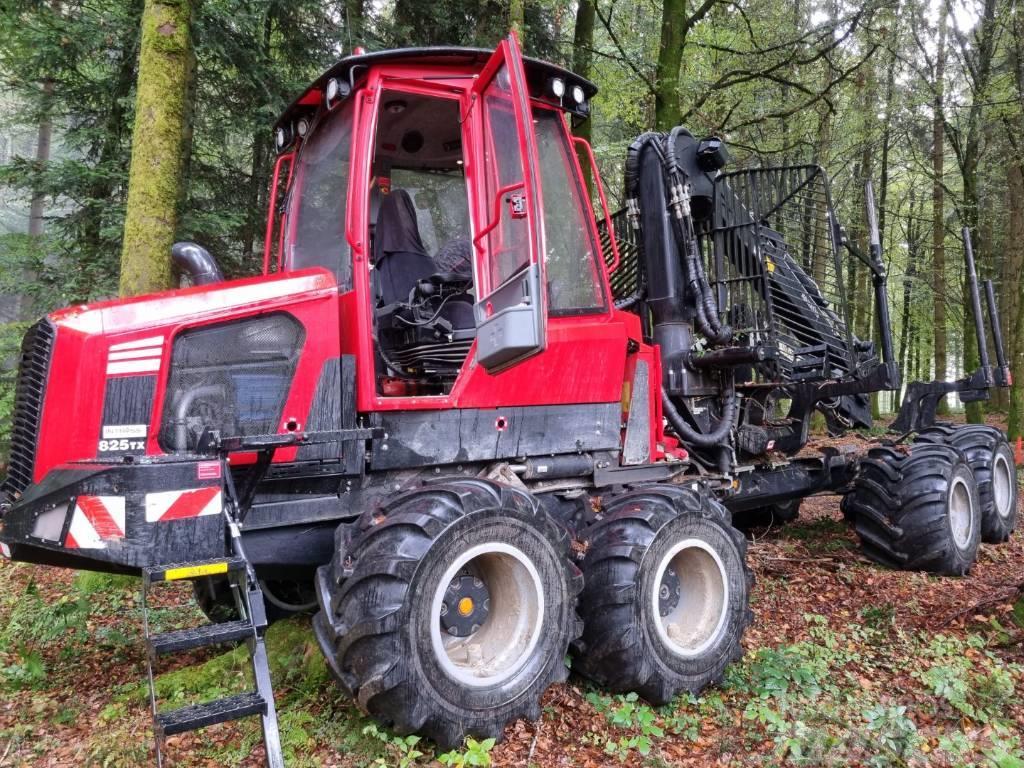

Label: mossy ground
[1,489,1022,766]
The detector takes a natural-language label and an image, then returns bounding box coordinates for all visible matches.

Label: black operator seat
[374,189,436,305]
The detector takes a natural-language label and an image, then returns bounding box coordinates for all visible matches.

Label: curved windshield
[287,101,354,289]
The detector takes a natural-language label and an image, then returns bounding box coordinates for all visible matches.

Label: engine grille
[2,318,56,501]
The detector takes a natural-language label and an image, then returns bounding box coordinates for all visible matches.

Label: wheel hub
[948,475,975,549]
[993,452,1013,520]
[430,542,544,687]
[652,539,729,658]
[440,573,491,637]
[658,566,681,616]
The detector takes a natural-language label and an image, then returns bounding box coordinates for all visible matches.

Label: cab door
[469,34,547,372]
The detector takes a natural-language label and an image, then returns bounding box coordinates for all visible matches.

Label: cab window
[287,99,354,289]
[533,108,607,314]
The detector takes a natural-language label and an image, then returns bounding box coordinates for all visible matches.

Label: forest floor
[1,428,1023,767]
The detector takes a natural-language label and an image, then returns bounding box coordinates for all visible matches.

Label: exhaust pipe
[171,241,224,286]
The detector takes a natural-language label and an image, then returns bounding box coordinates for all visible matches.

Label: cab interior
[368,90,475,396]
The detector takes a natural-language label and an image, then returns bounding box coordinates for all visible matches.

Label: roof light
[324,77,351,109]
[549,77,565,99]
[275,126,291,151]
[572,85,586,104]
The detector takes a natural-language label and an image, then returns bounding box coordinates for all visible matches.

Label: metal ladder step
[156,692,266,737]
[148,620,253,656]
[144,557,247,584]
[145,452,284,766]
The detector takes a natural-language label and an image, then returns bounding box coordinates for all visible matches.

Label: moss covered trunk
[119,0,194,297]
[1007,163,1024,442]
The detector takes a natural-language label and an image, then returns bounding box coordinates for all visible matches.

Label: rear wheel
[730,498,801,529]
[313,479,581,749]
[842,442,981,575]
[573,486,752,704]
[916,424,1018,543]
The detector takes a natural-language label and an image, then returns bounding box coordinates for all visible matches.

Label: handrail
[262,151,294,275]
[472,180,526,252]
[573,136,620,274]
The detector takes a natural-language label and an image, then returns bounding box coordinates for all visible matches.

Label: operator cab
[272,37,609,399]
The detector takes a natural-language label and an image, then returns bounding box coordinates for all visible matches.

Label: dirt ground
[1,438,1022,766]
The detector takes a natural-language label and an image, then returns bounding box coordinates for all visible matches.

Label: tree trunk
[958,0,998,424]
[853,66,875,346]
[346,0,364,42]
[898,190,921,402]
[28,81,54,239]
[119,0,195,297]
[571,0,595,195]
[654,0,686,130]
[509,0,525,38]
[242,9,274,263]
[1007,162,1024,441]
[932,7,948,410]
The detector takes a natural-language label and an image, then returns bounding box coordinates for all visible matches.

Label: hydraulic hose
[664,127,731,344]
[661,381,739,448]
[624,132,667,199]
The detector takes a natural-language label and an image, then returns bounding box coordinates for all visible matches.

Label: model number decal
[98,438,145,452]
[102,424,147,439]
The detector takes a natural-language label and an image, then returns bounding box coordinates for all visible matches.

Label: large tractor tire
[573,485,752,705]
[193,576,317,623]
[842,442,981,575]
[916,424,1018,543]
[730,498,801,530]
[313,479,582,749]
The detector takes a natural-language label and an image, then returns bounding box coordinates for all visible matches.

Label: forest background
[1,0,1024,439]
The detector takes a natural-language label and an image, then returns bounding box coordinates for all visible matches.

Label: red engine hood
[34,269,340,482]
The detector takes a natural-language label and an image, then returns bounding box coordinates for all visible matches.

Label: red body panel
[36,270,340,481]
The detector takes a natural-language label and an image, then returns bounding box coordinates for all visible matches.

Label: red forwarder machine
[0,33,1018,765]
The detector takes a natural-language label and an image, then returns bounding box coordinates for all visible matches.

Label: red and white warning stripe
[65,495,126,549]
[107,336,164,376]
[145,487,222,523]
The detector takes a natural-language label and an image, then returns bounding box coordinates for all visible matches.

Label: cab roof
[274,46,598,134]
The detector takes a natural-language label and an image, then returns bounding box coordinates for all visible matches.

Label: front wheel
[313,479,581,749]
[574,486,753,704]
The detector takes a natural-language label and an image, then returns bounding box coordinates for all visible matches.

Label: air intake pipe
[171,241,224,286]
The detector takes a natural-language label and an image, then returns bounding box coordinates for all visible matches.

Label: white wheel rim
[429,542,544,688]
[651,538,730,658]
[949,475,975,549]
[993,452,1014,521]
